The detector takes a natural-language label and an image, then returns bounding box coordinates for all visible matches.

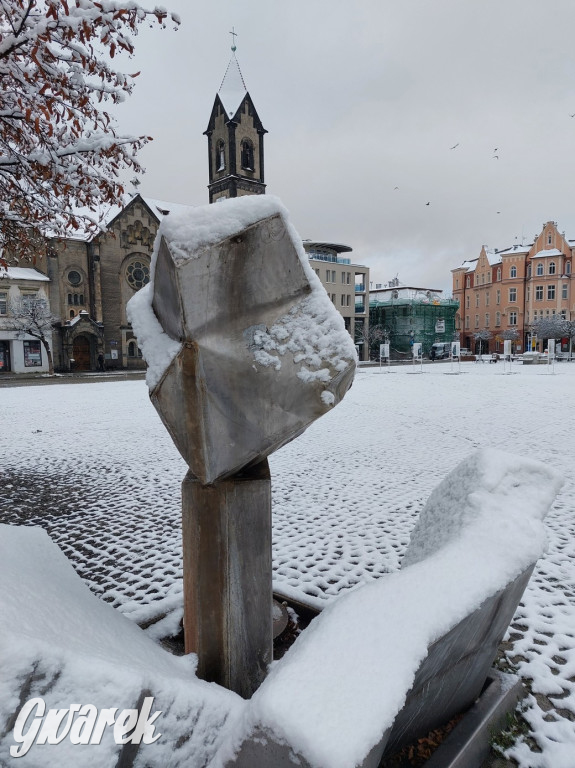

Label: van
[429,342,451,359]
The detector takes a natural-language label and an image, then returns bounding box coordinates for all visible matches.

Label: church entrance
[73,335,92,371]
[0,341,10,372]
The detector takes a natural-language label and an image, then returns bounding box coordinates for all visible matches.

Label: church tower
[205,41,267,203]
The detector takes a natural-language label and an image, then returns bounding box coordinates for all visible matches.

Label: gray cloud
[111,0,575,292]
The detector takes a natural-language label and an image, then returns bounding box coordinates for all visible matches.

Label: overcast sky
[111,0,575,292]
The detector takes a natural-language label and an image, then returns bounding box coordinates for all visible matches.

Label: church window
[240,139,254,171]
[216,140,225,172]
[126,258,150,290]
[67,270,82,286]
[74,294,79,305]
[70,310,75,318]
[80,295,84,305]
[68,293,73,304]
[128,341,139,357]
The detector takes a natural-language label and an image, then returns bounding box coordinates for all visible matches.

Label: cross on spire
[229,27,237,52]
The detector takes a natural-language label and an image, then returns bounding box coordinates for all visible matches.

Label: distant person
[97,353,105,372]
[430,347,436,361]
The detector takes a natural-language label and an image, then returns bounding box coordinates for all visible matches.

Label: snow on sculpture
[128,195,356,485]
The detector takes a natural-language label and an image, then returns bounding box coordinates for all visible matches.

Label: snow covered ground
[1,360,574,767]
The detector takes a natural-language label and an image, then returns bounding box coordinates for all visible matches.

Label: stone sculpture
[128,195,357,696]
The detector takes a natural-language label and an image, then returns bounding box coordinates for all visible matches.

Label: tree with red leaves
[0,0,179,266]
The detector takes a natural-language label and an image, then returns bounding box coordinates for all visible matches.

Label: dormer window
[240,139,254,171]
[216,140,225,172]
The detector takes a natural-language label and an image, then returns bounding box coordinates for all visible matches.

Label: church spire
[204,38,267,204]
[218,52,247,120]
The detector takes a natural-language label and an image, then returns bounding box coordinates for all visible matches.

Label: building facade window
[485,313,490,327]
[0,292,7,315]
[23,340,42,367]
[496,289,501,305]
[536,263,544,276]
[495,311,501,326]
[548,285,555,300]
[510,265,517,278]
[509,311,517,326]
[475,293,480,308]
[240,139,254,171]
[567,262,571,274]
[475,314,479,328]
[465,315,470,329]
[466,276,470,288]
[535,285,543,300]
[562,284,568,299]
[67,270,82,286]
[466,296,470,309]
[549,261,556,275]
[485,291,490,306]
[509,288,517,303]
[497,268,502,281]
[215,140,225,172]
[527,263,532,277]
[548,232,552,245]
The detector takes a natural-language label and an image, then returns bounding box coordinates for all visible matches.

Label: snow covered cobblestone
[1,364,575,766]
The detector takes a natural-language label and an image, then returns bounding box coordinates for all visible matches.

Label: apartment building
[452,221,573,354]
[303,241,370,361]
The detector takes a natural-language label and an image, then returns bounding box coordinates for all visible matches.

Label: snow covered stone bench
[215,449,562,768]
[0,449,562,768]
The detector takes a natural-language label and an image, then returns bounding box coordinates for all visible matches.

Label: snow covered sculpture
[128,196,356,697]
[216,449,562,768]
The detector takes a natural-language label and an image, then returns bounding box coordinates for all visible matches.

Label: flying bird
[394,186,399,190]
[493,155,499,160]
[426,201,431,206]
[450,143,459,150]
[570,114,575,118]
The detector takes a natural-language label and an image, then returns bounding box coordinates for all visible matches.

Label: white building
[0,267,52,374]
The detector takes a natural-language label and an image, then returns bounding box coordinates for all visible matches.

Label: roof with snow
[531,247,563,258]
[0,267,49,282]
[218,53,247,118]
[497,243,532,256]
[103,194,194,229]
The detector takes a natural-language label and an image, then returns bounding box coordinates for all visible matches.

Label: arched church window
[128,341,136,357]
[68,293,72,305]
[74,294,79,305]
[216,140,225,172]
[241,139,254,171]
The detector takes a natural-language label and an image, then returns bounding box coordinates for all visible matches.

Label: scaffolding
[369,296,459,359]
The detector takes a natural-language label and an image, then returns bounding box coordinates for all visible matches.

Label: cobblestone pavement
[1,366,574,767]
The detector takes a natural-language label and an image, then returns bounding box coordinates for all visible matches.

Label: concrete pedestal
[182,460,272,698]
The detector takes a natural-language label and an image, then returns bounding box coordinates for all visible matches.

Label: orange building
[452,221,573,354]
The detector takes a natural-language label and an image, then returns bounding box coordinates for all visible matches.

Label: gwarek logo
[10,696,161,757]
